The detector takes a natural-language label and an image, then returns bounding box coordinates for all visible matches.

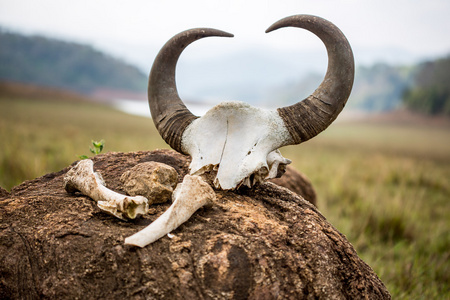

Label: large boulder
[269,166,317,207]
[0,149,390,299]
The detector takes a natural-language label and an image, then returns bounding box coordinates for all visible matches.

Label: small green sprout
[79,139,105,159]
[90,140,105,155]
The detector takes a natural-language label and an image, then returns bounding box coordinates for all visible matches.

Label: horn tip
[265,25,278,34]
[206,28,233,38]
[265,14,318,34]
[221,31,234,38]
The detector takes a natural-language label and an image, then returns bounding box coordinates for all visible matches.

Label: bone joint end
[63,159,149,220]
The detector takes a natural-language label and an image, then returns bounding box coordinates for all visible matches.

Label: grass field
[1,90,449,298]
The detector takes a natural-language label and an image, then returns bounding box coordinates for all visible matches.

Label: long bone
[64,159,149,220]
[149,15,355,190]
[124,175,215,247]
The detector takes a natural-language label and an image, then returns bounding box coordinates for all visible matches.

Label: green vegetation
[1,89,449,298]
[282,120,450,298]
[79,139,106,159]
[403,56,450,116]
[0,29,147,94]
[0,90,163,189]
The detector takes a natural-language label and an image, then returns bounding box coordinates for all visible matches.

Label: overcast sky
[1,0,449,71]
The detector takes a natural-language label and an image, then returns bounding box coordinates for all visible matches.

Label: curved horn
[266,15,354,145]
[148,28,234,153]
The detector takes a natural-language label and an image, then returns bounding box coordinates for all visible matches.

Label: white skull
[182,101,293,190]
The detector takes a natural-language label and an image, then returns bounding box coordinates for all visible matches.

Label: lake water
[113,99,211,118]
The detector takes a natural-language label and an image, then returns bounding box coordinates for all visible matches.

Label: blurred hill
[263,56,450,116]
[0,29,147,99]
[1,28,449,116]
[263,64,413,112]
[350,64,413,111]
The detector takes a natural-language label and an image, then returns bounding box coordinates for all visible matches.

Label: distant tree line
[0,29,147,94]
[402,56,450,116]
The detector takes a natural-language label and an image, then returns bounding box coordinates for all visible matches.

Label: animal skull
[148,15,354,190]
[182,101,293,189]
[124,14,354,246]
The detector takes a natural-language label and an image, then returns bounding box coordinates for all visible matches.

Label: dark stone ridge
[0,186,9,198]
[0,149,390,299]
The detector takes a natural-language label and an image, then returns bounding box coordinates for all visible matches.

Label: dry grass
[0,94,164,188]
[1,89,449,298]
[282,120,450,298]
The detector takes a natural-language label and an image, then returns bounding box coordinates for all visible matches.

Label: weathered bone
[124,175,215,247]
[64,159,149,220]
[266,149,292,179]
[182,101,293,189]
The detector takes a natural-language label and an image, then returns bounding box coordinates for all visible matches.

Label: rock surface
[120,161,178,204]
[269,165,317,207]
[0,186,8,198]
[0,149,390,299]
